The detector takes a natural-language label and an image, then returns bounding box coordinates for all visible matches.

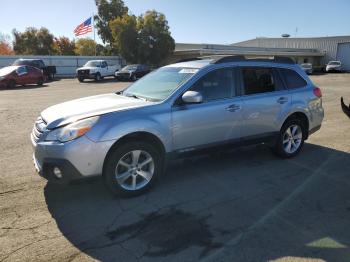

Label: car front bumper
[31,134,115,183]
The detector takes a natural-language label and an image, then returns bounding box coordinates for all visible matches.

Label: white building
[232,36,350,71]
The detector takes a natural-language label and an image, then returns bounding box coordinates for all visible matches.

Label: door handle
[277,97,288,104]
[226,104,241,112]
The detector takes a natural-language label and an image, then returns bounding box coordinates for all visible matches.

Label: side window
[16,66,28,76]
[241,67,279,95]
[190,68,235,102]
[102,61,108,68]
[279,68,307,89]
[39,61,45,68]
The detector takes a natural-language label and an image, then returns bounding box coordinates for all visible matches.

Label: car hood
[0,66,17,77]
[117,69,135,74]
[76,66,98,71]
[41,93,152,129]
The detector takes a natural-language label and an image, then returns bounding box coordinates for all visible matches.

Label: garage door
[336,42,350,71]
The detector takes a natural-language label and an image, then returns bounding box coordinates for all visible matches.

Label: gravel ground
[0,75,349,262]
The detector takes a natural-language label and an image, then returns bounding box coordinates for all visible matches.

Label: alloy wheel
[282,124,303,154]
[115,150,155,190]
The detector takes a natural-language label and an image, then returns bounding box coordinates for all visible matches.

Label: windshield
[84,61,101,67]
[122,65,138,71]
[13,59,29,66]
[123,67,197,101]
[329,61,341,65]
[0,66,17,76]
[301,63,312,68]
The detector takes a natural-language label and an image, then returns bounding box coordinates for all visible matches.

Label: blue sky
[1,0,350,44]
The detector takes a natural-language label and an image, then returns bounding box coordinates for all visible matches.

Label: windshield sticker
[179,68,199,74]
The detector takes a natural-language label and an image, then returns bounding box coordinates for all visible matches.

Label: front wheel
[131,74,137,82]
[95,73,101,82]
[104,141,163,196]
[272,119,305,158]
[7,80,16,88]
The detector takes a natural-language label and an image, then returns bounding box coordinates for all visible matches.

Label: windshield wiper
[124,93,148,101]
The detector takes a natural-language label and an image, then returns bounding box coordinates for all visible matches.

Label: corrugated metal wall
[0,55,123,77]
[234,37,350,64]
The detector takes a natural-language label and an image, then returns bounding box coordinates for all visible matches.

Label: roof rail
[175,57,203,63]
[211,55,295,64]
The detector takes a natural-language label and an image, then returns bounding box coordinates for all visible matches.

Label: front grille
[118,73,130,78]
[32,116,47,143]
[78,70,90,76]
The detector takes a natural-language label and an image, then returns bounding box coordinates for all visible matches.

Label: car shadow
[0,84,48,91]
[78,77,122,84]
[44,143,350,261]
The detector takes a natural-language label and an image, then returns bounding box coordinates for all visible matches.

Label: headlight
[45,116,99,142]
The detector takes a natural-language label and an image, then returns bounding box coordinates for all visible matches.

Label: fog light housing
[53,167,62,179]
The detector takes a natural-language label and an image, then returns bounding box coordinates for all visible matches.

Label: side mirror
[182,91,203,104]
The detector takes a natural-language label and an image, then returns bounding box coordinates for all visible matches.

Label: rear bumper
[309,124,321,136]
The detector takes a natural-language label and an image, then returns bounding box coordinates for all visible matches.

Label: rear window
[241,67,284,95]
[279,68,307,89]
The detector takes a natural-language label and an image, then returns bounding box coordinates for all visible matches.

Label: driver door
[15,66,30,85]
[171,67,243,152]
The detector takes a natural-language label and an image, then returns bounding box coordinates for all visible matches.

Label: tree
[75,38,96,56]
[95,0,128,45]
[0,32,13,55]
[137,10,175,66]
[53,37,75,55]
[110,14,138,63]
[13,27,55,55]
[110,11,175,66]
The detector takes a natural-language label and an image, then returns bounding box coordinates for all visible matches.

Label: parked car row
[299,60,344,75]
[76,60,150,82]
[0,58,57,89]
[0,65,44,88]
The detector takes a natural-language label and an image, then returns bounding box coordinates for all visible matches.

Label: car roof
[166,59,300,71]
[17,59,42,61]
[166,59,213,69]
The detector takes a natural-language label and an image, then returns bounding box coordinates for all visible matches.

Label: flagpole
[93,13,96,56]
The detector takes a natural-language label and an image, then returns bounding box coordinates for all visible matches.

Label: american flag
[74,17,93,36]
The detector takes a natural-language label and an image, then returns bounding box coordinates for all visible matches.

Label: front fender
[86,111,172,152]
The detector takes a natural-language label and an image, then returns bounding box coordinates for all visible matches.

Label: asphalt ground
[0,74,350,262]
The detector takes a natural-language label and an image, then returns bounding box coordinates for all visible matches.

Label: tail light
[313,87,322,98]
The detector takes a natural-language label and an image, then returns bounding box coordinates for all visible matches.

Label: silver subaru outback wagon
[31,56,324,196]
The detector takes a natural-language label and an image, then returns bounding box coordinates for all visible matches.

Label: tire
[37,77,44,86]
[78,77,84,82]
[104,141,163,197]
[131,74,137,82]
[95,73,101,82]
[7,80,16,88]
[114,71,118,79]
[272,119,305,158]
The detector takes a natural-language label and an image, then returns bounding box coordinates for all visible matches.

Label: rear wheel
[273,119,305,158]
[37,77,44,86]
[104,141,163,196]
[7,80,16,88]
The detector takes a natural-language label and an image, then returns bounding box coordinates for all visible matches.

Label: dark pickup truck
[12,59,56,80]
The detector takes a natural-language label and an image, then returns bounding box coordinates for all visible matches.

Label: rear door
[171,67,243,151]
[239,66,291,139]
